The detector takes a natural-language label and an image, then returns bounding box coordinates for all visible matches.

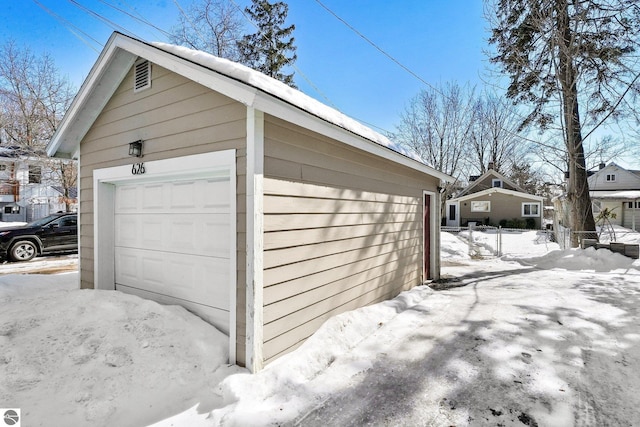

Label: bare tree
[170,0,245,61]
[487,0,640,244]
[468,94,531,175]
[0,41,77,212]
[393,82,476,214]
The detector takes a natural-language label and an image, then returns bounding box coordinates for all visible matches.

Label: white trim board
[245,107,264,373]
[93,150,237,364]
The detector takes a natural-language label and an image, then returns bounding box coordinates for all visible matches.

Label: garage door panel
[202,179,231,208]
[115,213,230,258]
[116,185,139,211]
[142,184,165,209]
[116,180,230,214]
[115,284,230,334]
[113,170,233,342]
[116,247,230,308]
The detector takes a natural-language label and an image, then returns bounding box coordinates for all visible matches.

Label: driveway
[280,258,640,426]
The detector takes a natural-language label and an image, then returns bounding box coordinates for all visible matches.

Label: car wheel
[10,240,37,262]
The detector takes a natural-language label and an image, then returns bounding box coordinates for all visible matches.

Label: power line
[313,0,444,97]
[310,0,609,155]
[227,0,339,110]
[32,0,102,53]
[68,0,138,39]
[97,0,173,40]
[171,0,211,48]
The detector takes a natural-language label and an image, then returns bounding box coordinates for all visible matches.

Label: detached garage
[47,32,452,372]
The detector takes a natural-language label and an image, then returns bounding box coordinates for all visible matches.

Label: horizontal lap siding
[262,115,438,364]
[460,193,541,228]
[78,64,247,365]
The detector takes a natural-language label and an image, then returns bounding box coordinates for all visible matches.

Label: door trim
[423,190,439,281]
[93,150,237,363]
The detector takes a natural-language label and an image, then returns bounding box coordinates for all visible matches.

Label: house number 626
[131,162,146,175]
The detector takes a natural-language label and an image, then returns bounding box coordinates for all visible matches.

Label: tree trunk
[556,0,596,247]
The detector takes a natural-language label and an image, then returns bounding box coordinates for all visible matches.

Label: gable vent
[134,60,151,92]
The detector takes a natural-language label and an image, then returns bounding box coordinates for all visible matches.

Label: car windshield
[27,214,64,227]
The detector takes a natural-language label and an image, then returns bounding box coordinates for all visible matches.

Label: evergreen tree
[237,0,297,87]
[487,0,640,245]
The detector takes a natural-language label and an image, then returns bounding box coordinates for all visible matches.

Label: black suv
[0,213,78,262]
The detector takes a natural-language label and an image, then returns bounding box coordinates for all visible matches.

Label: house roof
[456,169,527,198]
[47,32,453,183]
[587,162,640,190]
[449,187,545,203]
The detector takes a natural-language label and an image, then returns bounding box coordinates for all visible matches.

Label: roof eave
[450,187,545,203]
[47,32,454,182]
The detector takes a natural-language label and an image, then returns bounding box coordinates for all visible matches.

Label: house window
[606,174,616,182]
[0,164,6,172]
[4,206,19,214]
[471,201,491,212]
[628,202,640,209]
[449,204,456,221]
[522,202,540,217]
[28,165,42,183]
[492,179,503,188]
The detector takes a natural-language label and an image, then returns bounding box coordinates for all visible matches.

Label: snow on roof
[598,190,640,200]
[151,42,413,160]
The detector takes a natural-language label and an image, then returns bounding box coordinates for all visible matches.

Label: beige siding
[459,192,542,228]
[469,173,518,194]
[261,115,439,365]
[78,63,248,365]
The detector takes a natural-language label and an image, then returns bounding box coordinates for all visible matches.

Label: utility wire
[313,0,640,160]
[313,0,443,97]
[68,0,138,39]
[97,0,173,40]
[172,0,220,51]
[227,0,339,110]
[32,0,102,53]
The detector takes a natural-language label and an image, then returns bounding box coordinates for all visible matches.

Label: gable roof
[587,162,640,189]
[449,186,544,203]
[47,32,452,183]
[456,169,527,197]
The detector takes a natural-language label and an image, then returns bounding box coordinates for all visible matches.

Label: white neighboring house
[0,147,77,222]
[587,162,640,231]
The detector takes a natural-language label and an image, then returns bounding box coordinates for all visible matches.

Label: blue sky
[0,0,489,135]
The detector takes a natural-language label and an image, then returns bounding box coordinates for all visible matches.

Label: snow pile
[3,232,640,425]
[514,247,640,272]
[441,231,471,259]
[211,286,435,425]
[0,221,27,229]
[0,273,240,427]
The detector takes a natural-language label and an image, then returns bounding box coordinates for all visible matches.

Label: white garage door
[622,201,639,231]
[114,177,232,333]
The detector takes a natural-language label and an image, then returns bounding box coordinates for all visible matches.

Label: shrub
[525,218,536,229]
[506,218,526,229]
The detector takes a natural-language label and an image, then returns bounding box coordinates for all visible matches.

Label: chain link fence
[441,225,557,258]
[553,224,640,250]
[442,223,640,259]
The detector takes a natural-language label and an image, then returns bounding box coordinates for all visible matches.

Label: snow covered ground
[1,230,639,426]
